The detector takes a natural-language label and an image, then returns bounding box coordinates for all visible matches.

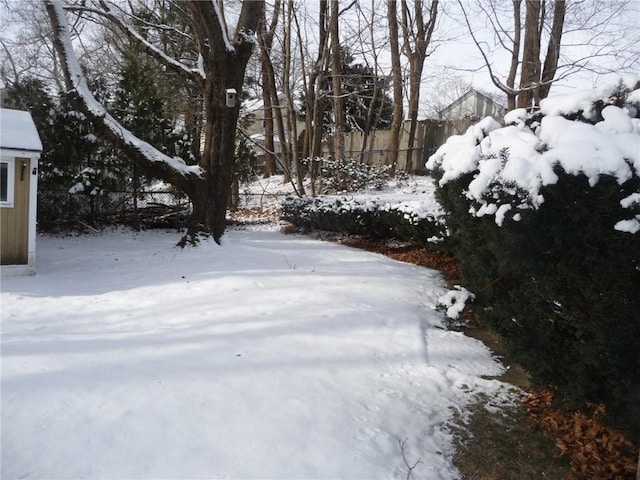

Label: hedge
[426,77,640,437]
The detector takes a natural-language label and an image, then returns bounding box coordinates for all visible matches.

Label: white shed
[0,108,42,276]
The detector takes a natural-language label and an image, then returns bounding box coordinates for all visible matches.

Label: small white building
[1,108,42,276]
[439,89,506,122]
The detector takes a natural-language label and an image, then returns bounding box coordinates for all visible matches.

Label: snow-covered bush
[281,195,447,246]
[302,157,391,193]
[436,285,475,325]
[427,76,640,437]
[427,76,640,233]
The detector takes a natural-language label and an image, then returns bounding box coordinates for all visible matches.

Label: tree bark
[387,0,403,172]
[258,2,281,178]
[309,0,330,195]
[539,0,566,99]
[507,0,522,111]
[518,0,542,108]
[284,0,305,194]
[329,0,345,161]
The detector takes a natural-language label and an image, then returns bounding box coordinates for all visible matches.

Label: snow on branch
[46,0,202,179]
[64,0,205,80]
[211,0,235,53]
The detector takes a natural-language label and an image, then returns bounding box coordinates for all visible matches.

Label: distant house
[1,108,42,276]
[241,93,304,139]
[240,94,305,172]
[439,89,506,122]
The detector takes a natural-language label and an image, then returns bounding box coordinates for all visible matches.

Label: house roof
[241,93,301,115]
[0,108,43,152]
[439,89,505,116]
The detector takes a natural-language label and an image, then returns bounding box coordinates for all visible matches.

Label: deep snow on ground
[1,226,512,480]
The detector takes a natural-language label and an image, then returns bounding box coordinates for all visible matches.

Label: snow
[503,108,527,126]
[0,108,43,152]
[539,75,639,120]
[597,105,634,134]
[427,77,640,232]
[67,182,84,194]
[211,0,235,53]
[1,227,511,479]
[436,286,475,320]
[614,218,640,234]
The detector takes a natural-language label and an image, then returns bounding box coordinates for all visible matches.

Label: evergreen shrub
[427,77,640,436]
[281,195,447,247]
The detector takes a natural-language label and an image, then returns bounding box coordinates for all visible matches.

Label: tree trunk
[329,0,345,161]
[360,76,381,163]
[262,93,277,177]
[507,0,522,111]
[193,71,245,242]
[387,0,403,172]
[539,0,566,100]
[518,0,542,108]
[405,60,424,172]
[258,2,281,178]
[400,0,437,172]
[284,0,305,194]
[309,0,330,195]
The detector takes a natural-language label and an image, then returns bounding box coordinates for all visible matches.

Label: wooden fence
[320,118,475,172]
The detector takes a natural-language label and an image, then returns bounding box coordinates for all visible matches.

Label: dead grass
[451,396,571,480]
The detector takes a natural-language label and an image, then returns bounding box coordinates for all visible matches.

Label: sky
[430,0,639,83]
[0,0,638,117]
[293,0,640,117]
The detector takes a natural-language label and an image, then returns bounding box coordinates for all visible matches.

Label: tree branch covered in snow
[45,0,202,194]
[61,0,206,81]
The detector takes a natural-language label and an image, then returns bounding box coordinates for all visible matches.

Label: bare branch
[399,437,422,480]
[455,0,515,97]
[237,128,302,197]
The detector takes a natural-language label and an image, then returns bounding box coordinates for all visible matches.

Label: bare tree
[282,0,305,194]
[1,1,76,90]
[298,0,331,195]
[45,0,263,243]
[387,0,404,171]
[400,0,438,172]
[456,0,638,109]
[351,0,392,163]
[328,0,346,160]
[258,1,282,178]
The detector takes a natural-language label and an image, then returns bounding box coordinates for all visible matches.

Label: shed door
[1,157,30,265]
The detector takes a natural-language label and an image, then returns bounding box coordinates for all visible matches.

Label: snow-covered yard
[1,225,511,479]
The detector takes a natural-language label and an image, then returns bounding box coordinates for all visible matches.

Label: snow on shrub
[436,286,475,321]
[68,167,103,196]
[426,75,640,233]
[302,157,391,193]
[281,194,447,246]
